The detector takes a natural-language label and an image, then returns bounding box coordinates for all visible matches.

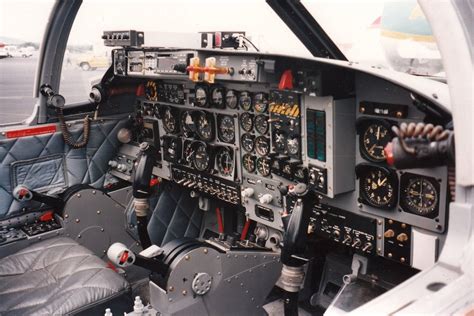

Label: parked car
[74,53,110,70]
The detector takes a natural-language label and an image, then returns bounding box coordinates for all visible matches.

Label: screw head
[185,255,190,261]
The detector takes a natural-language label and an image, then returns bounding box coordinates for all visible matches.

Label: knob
[384,229,395,238]
[108,160,118,168]
[332,230,341,240]
[259,193,273,204]
[116,164,128,172]
[241,187,255,198]
[396,233,408,242]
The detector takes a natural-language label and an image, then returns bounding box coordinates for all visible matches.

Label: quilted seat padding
[0,119,128,218]
[147,184,204,246]
[0,237,129,315]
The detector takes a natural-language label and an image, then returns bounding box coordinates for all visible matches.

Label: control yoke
[133,142,157,199]
[132,142,158,249]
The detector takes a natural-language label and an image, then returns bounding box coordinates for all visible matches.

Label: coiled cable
[56,107,91,149]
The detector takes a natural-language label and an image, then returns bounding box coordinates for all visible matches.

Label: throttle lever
[13,185,64,210]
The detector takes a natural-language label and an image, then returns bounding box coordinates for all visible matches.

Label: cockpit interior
[0,1,472,315]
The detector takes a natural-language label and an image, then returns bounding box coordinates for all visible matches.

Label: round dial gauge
[242,154,256,173]
[274,130,287,153]
[211,86,225,108]
[218,115,235,143]
[401,176,439,217]
[183,141,195,165]
[287,136,300,156]
[254,115,269,134]
[195,111,215,141]
[255,136,270,156]
[225,90,238,109]
[256,156,271,177]
[253,93,268,113]
[145,81,158,101]
[181,111,197,134]
[240,112,254,132]
[241,133,255,152]
[162,106,179,134]
[216,147,234,176]
[193,142,211,171]
[294,166,307,182]
[359,167,397,209]
[239,91,252,111]
[360,121,393,162]
[194,86,208,107]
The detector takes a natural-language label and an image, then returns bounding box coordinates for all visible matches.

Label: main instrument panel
[107,48,449,269]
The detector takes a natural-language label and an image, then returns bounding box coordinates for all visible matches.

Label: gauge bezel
[180,110,197,135]
[240,112,254,132]
[195,110,215,142]
[192,141,212,172]
[254,114,269,134]
[356,118,395,163]
[253,92,269,113]
[160,105,180,134]
[194,84,209,108]
[286,135,300,156]
[225,89,239,109]
[217,114,235,143]
[162,135,182,163]
[356,163,398,209]
[145,80,158,101]
[273,130,287,154]
[255,136,270,156]
[256,156,272,177]
[241,133,255,152]
[216,146,234,177]
[239,91,252,111]
[210,85,226,109]
[242,153,256,173]
[400,173,440,218]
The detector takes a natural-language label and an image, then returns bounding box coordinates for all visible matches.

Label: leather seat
[0,237,130,315]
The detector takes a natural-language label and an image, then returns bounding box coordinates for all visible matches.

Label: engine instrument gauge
[162,136,182,163]
[195,111,215,141]
[225,90,238,109]
[181,111,197,134]
[287,136,300,156]
[358,119,394,162]
[211,86,225,109]
[240,112,254,132]
[217,115,235,143]
[256,156,272,177]
[400,174,439,218]
[161,106,180,134]
[241,133,255,152]
[253,93,268,113]
[254,115,269,134]
[239,91,252,111]
[193,142,211,171]
[294,166,308,183]
[145,81,158,101]
[273,130,287,153]
[356,164,398,209]
[255,136,270,156]
[182,141,195,165]
[216,147,234,177]
[194,85,209,108]
[242,154,256,173]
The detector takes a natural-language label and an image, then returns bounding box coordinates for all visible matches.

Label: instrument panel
[108,48,450,269]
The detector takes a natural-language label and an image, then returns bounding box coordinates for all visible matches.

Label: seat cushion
[0,237,129,315]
